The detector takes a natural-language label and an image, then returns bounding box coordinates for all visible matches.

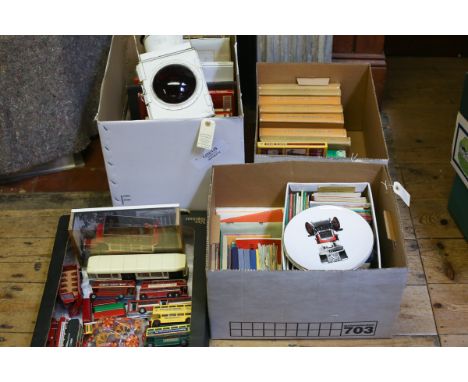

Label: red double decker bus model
[46,317,68,347]
[58,265,83,317]
[139,279,188,300]
[90,280,136,301]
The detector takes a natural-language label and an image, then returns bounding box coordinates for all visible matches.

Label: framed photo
[451,112,468,188]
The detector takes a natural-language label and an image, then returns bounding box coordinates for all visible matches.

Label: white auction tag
[197,119,216,150]
[393,181,411,207]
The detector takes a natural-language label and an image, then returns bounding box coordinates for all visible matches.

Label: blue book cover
[249,249,257,270]
[238,248,245,270]
[243,249,250,270]
[231,244,239,270]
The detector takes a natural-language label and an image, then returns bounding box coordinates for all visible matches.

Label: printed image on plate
[283,205,374,271]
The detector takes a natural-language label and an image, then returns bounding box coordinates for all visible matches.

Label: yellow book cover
[260,104,343,114]
[259,87,341,96]
[259,95,342,106]
[259,127,347,138]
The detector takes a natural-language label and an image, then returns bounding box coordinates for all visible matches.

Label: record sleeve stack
[257,79,350,158]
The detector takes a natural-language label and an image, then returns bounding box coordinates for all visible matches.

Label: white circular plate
[283,205,374,271]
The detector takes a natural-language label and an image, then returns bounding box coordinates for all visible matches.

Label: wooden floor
[0,57,467,347]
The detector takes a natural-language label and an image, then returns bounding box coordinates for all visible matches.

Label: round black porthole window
[152,64,197,104]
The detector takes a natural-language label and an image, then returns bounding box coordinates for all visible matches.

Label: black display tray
[31,212,210,347]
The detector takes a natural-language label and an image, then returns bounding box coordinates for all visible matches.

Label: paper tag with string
[393,181,411,207]
[197,119,216,150]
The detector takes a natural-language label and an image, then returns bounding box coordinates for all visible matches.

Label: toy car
[305,217,341,244]
[139,279,188,300]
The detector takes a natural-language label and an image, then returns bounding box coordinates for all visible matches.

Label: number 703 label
[341,322,378,336]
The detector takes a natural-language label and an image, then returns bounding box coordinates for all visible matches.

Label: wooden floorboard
[0,192,110,210]
[409,198,463,239]
[440,335,468,347]
[419,239,468,284]
[400,162,456,199]
[405,240,426,286]
[429,284,468,335]
[0,282,45,333]
[396,285,437,336]
[210,336,440,347]
[0,332,35,347]
[0,237,54,263]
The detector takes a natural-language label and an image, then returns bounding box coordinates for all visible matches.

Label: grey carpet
[0,36,111,175]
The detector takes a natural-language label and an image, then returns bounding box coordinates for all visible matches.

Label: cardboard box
[206,161,407,340]
[254,63,388,164]
[96,36,244,210]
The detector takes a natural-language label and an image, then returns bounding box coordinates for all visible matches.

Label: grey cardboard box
[206,161,407,340]
[96,36,244,210]
[254,63,388,164]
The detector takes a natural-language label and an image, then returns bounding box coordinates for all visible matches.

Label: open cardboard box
[254,63,388,164]
[206,161,407,339]
[96,36,245,210]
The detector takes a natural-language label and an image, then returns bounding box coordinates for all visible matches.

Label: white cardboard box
[206,161,407,340]
[96,36,245,210]
[254,63,388,164]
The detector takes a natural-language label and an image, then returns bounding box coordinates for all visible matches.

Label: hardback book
[259,127,347,138]
[259,95,341,106]
[258,84,341,97]
[258,136,351,147]
[259,113,344,129]
[259,104,343,114]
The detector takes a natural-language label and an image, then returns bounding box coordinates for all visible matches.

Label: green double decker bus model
[145,334,190,347]
[145,324,190,347]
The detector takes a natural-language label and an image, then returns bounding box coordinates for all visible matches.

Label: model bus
[139,279,188,300]
[150,303,192,327]
[86,253,188,281]
[89,280,136,301]
[128,297,192,315]
[58,265,82,316]
[146,324,191,337]
[85,214,183,255]
[145,334,190,347]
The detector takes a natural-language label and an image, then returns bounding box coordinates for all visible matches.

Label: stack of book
[209,207,284,271]
[257,80,350,158]
[285,187,372,226]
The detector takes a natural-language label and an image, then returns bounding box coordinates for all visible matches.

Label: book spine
[231,244,239,270]
[249,249,257,270]
[238,248,245,270]
[243,249,250,270]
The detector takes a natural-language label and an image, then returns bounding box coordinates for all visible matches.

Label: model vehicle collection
[48,207,193,347]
